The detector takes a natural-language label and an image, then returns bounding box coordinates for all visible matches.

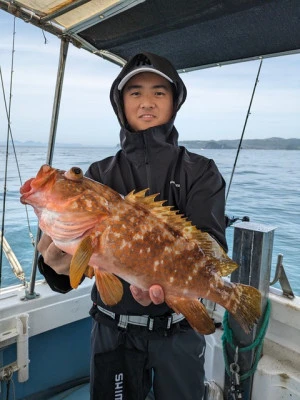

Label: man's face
[123,72,174,131]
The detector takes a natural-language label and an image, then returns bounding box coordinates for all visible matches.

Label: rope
[3,367,16,400]
[225,58,263,203]
[222,298,271,381]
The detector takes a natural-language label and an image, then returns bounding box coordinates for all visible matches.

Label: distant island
[1,137,300,150]
[0,140,83,147]
[179,137,300,150]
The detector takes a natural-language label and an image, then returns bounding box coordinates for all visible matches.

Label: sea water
[0,146,299,295]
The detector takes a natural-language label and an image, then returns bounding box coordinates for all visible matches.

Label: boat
[0,1,299,399]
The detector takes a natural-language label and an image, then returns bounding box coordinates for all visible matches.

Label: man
[38,52,227,399]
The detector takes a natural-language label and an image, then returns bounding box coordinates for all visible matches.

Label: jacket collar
[119,119,179,165]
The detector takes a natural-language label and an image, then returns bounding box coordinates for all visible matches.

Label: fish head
[20,164,121,230]
[20,164,61,208]
[20,164,88,209]
[21,163,121,205]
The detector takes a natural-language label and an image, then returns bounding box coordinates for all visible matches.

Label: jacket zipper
[143,132,151,191]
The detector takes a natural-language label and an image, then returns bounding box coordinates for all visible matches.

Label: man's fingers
[38,235,72,275]
[47,242,66,259]
[149,285,164,305]
[130,285,152,306]
[37,233,53,253]
[130,285,165,306]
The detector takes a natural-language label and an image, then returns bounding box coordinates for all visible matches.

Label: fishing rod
[0,18,16,287]
[225,58,263,203]
[0,18,34,288]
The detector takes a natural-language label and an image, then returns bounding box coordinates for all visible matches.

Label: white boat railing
[0,313,29,383]
[270,254,294,298]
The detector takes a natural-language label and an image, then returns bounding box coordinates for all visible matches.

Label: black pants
[90,320,206,400]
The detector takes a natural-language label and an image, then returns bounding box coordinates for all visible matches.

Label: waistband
[96,304,185,331]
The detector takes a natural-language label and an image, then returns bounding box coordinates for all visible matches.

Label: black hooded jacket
[39,52,227,317]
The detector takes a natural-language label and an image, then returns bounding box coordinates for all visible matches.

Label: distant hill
[1,137,300,150]
[179,137,300,150]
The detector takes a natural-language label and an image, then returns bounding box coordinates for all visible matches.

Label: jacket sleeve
[38,255,73,294]
[185,159,228,252]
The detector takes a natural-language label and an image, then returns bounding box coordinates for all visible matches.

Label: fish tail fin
[228,284,262,333]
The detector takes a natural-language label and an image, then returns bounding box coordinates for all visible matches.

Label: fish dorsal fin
[125,189,238,276]
[125,190,192,234]
[192,230,238,276]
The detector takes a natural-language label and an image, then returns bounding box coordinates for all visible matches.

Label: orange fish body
[20,165,261,334]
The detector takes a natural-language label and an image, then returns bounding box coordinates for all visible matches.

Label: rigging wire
[0,18,35,287]
[225,58,263,203]
[0,65,9,287]
[0,17,16,286]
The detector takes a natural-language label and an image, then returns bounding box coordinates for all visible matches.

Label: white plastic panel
[252,353,300,400]
[204,328,225,391]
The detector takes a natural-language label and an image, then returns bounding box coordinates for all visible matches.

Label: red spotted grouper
[20,164,261,334]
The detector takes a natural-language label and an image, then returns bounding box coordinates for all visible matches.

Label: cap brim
[118,67,173,90]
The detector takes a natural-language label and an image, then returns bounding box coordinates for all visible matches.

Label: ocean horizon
[1,136,299,150]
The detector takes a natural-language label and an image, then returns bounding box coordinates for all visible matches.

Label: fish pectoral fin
[94,270,124,306]
[70,236,94,288]
[165,295,215,335]
[84,265,95,279]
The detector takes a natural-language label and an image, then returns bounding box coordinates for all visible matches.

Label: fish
[20,164,261,334]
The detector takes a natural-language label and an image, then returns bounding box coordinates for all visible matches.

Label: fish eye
[72,167,83,176]
[64,167,83,181]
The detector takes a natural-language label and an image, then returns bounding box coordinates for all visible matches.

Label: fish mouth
[20,178,35,204]
[20,164,55,204]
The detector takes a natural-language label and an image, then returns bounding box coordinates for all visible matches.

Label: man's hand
[37,234,72,275]
[130,284,164,306]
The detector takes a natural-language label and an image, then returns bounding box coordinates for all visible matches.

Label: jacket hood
[110,52,187,128]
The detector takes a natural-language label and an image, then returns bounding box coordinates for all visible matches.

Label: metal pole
[41,0,91,22]
[46,38,70,166]
[26,38,69,299]
[224,221,276,399]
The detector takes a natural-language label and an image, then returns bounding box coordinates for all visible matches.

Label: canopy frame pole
[25,38,69,299]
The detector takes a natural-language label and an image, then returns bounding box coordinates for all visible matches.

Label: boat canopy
[1,0,300,70]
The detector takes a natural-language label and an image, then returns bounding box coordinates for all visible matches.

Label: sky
[1,11,300,147]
